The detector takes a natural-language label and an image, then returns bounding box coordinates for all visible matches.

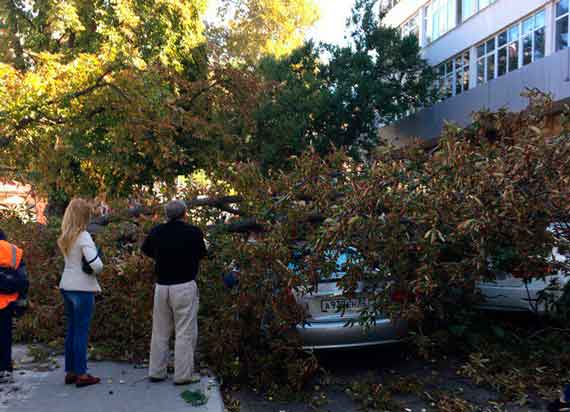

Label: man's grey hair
[165,200,187,221]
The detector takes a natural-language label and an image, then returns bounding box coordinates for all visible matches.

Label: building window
[426,0,458,44]
[556,0,569,51]
[461,0,497,22]
[439,60,454,99]
[421,0,500,45]
[521,10,545,65]
[476,8,546,86]
[496,25,520,77]
[476,38,496,84]
[401,13,420,39]
[461,0,477,21]
[436,50,470,100]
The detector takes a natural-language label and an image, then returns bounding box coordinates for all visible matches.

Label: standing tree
[324,0,436,147]
[248,0,437,171]
[208,0,320,65]
[0,0,263,208]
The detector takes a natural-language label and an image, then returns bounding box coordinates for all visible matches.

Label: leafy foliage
[0,0,436,200]
[1,0,569,398]
[5,93,569,396]
[250,0,436,171]
[310,92,570,324]
[457,323,570,402]
[0,0,207,71]
[0,0,268,203]
[209,0,320,64]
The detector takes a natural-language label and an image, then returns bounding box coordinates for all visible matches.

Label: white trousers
[149,280,199,383]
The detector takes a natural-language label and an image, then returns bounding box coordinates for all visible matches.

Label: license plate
[320,297,368,313]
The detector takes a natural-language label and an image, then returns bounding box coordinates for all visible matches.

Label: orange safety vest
[0,240,24,310]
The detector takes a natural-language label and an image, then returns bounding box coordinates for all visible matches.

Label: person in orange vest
[0,229,28,384]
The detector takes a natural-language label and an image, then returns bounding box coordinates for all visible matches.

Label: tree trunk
[10,20,26,70]
[45,188,69,217]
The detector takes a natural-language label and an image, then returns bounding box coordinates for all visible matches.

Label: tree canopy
[0,0,248,202]
[0,0,207,70]
[249,0,436,171]
[209,0,320,64]
[1,0,435,204]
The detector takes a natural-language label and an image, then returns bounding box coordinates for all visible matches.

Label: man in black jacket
[142,200,207,385]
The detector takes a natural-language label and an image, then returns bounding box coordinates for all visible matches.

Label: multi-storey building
[379,0,570,144]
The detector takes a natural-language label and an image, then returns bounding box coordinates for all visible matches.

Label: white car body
[477,245,569,313]
[292,251,407,350]
[294,278,408,350]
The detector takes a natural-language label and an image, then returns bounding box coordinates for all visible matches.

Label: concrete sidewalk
[1,346,224,412]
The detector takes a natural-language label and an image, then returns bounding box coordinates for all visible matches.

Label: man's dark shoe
[548,399,570,412]
[149,376,167,383]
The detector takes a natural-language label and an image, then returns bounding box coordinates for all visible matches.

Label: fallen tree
[4,92,570,396]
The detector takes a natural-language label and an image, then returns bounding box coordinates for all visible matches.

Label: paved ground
[3,344,555,412]
[234,346,550,412]
[1,345,224,412]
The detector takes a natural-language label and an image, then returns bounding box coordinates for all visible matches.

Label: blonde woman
[58,199,103,388]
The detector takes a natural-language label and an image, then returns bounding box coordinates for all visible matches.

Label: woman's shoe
[75,374,101,388]
[65,373,77,385]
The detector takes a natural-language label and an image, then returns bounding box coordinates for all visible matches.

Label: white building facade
[380,0,570,144]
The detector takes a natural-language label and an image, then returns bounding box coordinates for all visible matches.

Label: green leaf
[491,326,506,339]
[181,390,208,406]
[449,325,467,337]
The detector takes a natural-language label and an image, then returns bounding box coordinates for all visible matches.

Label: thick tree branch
[185,79,224,108]
[10,67,121,134]
[62,71,115,102]
[209,218,265,234]
[108,83,131,101]
[90,195,246,227]
[87,194,330,235]
[186,195,245,215]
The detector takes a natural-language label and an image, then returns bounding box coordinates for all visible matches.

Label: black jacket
[141,220,207,285]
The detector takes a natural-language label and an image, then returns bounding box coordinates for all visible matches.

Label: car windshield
[289,247,362,282]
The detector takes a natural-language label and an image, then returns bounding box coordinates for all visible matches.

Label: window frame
[556,0,570,51]
[461,0,497,23]
[426,0,458,44]
[401,12,420,39]
[476,8,546,86]
[436,49,470,100]
[476,38,497,85]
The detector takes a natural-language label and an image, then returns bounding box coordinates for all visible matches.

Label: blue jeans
[61,291,94,375]
[564,384,570,402]
[0,306,12,372]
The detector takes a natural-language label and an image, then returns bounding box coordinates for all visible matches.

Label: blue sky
[205,0,355,46]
